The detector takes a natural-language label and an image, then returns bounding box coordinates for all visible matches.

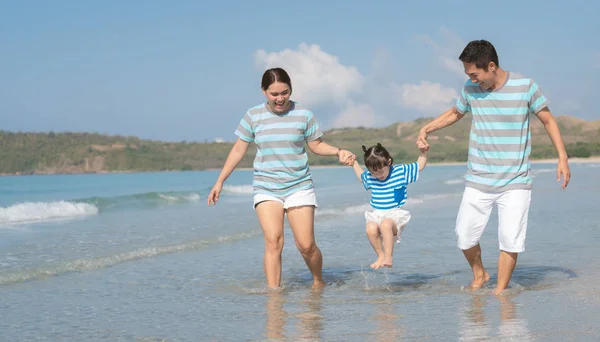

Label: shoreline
[1,157,598,177]
[206,156,600,171]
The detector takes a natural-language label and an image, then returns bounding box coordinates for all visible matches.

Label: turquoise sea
[1,162,599,341]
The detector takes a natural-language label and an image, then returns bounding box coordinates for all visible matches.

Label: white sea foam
[0,201,99,225]
[222,185,253,194]
[443,178,464,185]
[0,230,261,286]
[158,193,201,202]
[316,192,461,217]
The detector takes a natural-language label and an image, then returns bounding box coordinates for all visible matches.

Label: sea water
[1,162,599,341]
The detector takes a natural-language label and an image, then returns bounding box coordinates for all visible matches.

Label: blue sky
[1,0,599,142]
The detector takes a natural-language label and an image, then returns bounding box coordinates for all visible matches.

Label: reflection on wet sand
[369,298,403,341]
[265,292,288,340]
[458,294,531,341]
[497,295,531,341]
[296,288,325,340]
[459,295,491,341]
[265,288,325,341]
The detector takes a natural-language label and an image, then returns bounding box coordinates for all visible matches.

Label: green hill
[1,115,599,175]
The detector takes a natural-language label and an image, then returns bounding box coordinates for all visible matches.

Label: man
[416,40,571,295]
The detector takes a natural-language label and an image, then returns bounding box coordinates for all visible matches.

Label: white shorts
[365,207,411,243]
[455,186,531,253]
[253,188,318,209]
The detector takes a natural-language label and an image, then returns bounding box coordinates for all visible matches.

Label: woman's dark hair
[362,143,393,171]
[261,67,292,92]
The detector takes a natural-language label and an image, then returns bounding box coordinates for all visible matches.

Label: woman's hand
[337,149,356,166]
[207,182,223,206]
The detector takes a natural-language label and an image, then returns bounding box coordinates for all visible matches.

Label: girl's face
[370,160,391,180]
[263,81,291,113]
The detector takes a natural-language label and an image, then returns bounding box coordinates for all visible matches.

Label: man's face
[463,62,496,91]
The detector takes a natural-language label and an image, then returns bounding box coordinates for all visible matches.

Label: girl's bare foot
[382,258,393,268]
[370,256,385,269]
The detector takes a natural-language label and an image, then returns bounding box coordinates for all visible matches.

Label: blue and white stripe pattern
[234,101,323,197]
[455,72,549,192]
[361,162,419,210]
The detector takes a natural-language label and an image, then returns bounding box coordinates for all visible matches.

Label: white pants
[365,207,411,243]
[253,188,318,209]
[455,187,531,253]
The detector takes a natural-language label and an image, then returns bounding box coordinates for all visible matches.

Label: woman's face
[263,81,291,113]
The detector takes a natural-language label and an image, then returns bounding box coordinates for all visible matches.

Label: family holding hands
[208,40,571,296]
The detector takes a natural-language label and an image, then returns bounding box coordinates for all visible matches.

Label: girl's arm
[417,150,428,171]
[352,160,364,182]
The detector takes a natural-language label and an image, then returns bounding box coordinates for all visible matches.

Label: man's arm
[536,107,571,188]
[417,106,465,148]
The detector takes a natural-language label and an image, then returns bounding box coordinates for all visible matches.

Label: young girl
[351,143,428,269]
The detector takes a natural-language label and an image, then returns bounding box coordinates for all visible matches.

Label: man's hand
[416,129,429,150]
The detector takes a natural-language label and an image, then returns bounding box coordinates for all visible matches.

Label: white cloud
[252,41,460,126]
[393,81,458,115]
[254,43,384,128]
[254,43,364,107]
[331,102,383,128]
[415,27,466,77]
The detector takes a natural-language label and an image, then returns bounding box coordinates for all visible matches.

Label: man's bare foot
[312,280,326,289]
[467,271,490,290]
[382,258,393,268]
[370,256,385,269]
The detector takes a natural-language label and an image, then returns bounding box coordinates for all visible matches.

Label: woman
[207,67,355,289]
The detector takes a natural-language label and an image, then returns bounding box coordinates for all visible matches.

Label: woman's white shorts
[253,188,318,210]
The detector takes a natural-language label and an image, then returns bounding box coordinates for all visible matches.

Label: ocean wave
[0,191,203,225]
[0,230,262,286]
[0,201,99,225]
[81,191,202,211]
[532,168,556,174]
[222,185,253,194]
[158,193,201,202]
[443,178,464,185]
[316,204,371,217]
[315,192,461,218]
[412,192,462,202]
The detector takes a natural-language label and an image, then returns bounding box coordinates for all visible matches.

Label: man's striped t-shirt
[361,162,420,210]
[455,72,549,192]
[234,101,323,197]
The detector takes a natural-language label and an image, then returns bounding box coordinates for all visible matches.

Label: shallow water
[1,162,599,341]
